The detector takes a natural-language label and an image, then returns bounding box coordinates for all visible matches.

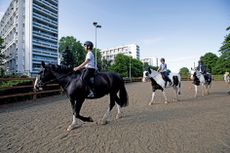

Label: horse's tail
[118,81,129,107]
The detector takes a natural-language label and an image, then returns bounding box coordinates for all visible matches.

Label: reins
[41,71,74,85]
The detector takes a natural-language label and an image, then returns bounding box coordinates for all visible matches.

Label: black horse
[34,61,128,131]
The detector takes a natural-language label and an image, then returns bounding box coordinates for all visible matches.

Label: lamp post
[129,51,132,81]
[93,22,102,69]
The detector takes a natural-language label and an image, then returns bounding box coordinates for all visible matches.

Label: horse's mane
[47,64,72,73]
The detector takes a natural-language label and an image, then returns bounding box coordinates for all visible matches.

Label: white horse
[224,72,230,84]
[142,68,181,105]
[190,68,212,98]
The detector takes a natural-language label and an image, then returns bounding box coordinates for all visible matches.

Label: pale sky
[0,0,230,72]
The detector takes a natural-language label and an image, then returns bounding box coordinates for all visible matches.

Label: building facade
[101,44,140,63]
[141,57,158,67]
[0,0,58,76]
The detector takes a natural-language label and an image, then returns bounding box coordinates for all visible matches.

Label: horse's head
[34,61,55,91]
[190,68,197,80]
[142,67,158,82]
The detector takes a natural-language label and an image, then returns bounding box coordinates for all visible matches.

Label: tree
[179,67,190,79]
[200,52,218,74]
[61,46,74,67]
[59,36,85,67]
[143,62,158,71]
[109,54,130,77]
[219,26,230,54]
[101,59,112,72]
[212,51,230,74]
[131,58,143,77]
[109,54,143,77]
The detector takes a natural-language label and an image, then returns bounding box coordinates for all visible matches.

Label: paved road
[0,81,230,153]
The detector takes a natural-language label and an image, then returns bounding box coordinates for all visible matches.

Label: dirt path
[0,81,230,153]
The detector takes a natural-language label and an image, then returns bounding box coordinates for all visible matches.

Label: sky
[0,0,230,72]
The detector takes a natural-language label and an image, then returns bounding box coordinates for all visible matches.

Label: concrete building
[101,44,140,63]
[141,57,158,67]
[0,0,58,76]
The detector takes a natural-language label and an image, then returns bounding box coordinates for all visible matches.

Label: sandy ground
[0,81,230,153]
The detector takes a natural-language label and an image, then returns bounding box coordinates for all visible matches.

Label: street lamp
[129,51,132,81]
[93,22,102,69]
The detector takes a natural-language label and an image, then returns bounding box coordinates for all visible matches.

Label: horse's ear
[147,67,151,74]
[41,61,45,68]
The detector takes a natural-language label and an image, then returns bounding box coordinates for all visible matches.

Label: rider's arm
[73,59,89,71]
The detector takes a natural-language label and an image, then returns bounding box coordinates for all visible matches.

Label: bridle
[37,69,74,87]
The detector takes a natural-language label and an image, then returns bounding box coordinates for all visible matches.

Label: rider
[197,59,208,81]
[157,58,172,87]
[73,41,96,97]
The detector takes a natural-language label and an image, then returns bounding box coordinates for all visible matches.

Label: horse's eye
[145,72,149,76]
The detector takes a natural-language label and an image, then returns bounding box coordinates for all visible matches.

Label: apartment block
[101,44,140,63]
[0,0,58,76]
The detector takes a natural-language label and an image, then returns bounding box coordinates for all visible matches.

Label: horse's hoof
[116,113,122,119]
[67,124,79,131]
[164,101,168,104]
[149,102,153,105]
[101,120,109,125]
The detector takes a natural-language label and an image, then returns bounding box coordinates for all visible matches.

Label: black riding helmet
[84,41,94,50]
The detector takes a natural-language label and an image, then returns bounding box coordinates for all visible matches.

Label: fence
[0,75,225,103]
[0,78,62,103]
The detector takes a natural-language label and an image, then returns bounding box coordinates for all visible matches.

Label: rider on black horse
[73,41,96,98]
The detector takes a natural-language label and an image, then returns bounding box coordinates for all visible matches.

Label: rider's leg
[83,68,95,97]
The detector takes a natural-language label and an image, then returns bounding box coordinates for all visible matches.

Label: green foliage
[59,36,85,67]
[143,62,158,71]
[131,59,143,77]
[109,54,143,77]
[109,54,129,77]
[219,26,230,54]
[212,51,230,74]
[101,59,112,72]
[179,67,189,77]
[0,80,32,88]
[200,52,218,73]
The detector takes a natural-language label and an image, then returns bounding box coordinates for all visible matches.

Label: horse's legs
[162,90,168,103]
[115,103,122,119]
[67,98,93,131]
[149,91,156,105]
[194,85,198,98]
[201,85,205,96]
[173,86,179,102]
[102,94,116,125]
[113,94,123,119]
[67,99,81,131]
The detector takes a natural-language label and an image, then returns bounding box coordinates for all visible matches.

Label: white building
[0,0,58,76]
[101,44,140,63]
[141,57,158,67]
